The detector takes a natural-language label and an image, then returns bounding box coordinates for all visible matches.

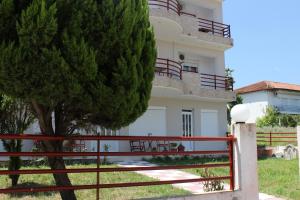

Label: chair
[157,140,170,152]
[130,140,146,152]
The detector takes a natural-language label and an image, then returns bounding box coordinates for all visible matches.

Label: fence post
[214,74,217,89]
[297,126,300,179]
[269,132,272,146]
[232,123,259,200]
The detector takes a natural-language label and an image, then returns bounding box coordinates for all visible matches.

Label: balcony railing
[200,73,233,91]
[148,0,181,15]
[155,58,182,80]
[148,0,231,38]
[198,18,231,38]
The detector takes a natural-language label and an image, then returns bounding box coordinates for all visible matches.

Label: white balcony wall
[156,40,226,76]
[181,0,223,22]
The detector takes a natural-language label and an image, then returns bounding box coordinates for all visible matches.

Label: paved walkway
[117,161,285,200]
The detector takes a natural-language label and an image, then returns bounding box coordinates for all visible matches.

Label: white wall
[156,39,226,76]
[240,90,300,123]
[0,122,40,161]
[118,96,228,153]
[269,90,300,114]
[181,0,223,22]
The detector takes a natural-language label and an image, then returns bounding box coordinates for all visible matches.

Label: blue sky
[223,0,300,89]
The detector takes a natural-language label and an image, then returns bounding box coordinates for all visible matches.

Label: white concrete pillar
[297,126,300,178]
[232,123,259,200]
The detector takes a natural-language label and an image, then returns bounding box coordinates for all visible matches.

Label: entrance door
[129,107,166,136]
[201,110,219,137]
[182,110,193,151]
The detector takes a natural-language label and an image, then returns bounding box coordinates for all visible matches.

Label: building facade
[236,81,300,123]
[100,0,235,155]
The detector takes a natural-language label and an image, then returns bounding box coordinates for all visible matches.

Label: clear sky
[223,0,300,89]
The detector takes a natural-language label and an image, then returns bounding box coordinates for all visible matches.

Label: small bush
[197,168,224,192]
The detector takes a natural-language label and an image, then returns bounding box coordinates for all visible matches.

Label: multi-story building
[101,0,235,155]
[0,0,236,159]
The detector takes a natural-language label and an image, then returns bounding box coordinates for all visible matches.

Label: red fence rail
[0,134,236,199]
[155,57,182,79]
[148,0,231,38]
[200,73,233,91]
[257,132,297,146]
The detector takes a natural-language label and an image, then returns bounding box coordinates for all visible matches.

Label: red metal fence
[257,132,297,146]
[0,134,236,199]
[148,0,231,38]
[200,73,233,91]
[155,58,182,79]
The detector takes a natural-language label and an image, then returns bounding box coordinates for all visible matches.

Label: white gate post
[232,123,259,200]
[297,126,300,178]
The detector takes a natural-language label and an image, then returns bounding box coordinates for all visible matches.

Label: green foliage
[257,106,280,127]
[197,169,224,192]
[0,0,156,130]
[257,106,300,128]
[0,1,156,197]
[0,95,35,186]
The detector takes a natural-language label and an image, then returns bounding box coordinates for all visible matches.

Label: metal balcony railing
[148,0,231,38]
[155,58,182,80]
[200,73,234,91]
[198,18,231,38]
[148,0,181,15]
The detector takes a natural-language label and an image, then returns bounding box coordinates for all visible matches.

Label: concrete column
[232,123,259,200]
[297,126,300,178]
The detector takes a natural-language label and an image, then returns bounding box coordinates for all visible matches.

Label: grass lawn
[258,158,300,200]
[149,156,300,200]
[0,164,189,200]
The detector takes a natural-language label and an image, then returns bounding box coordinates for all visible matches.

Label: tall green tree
[0,0,156,199]
[0,95,34,186]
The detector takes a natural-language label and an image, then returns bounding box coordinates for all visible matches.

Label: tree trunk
[43,140,77,200]
[9,156,21,187]
[31,101,77,200]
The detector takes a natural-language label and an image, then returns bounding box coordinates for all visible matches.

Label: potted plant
[177,143,185,152]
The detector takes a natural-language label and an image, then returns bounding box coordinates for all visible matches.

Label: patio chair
[129,140,146,152]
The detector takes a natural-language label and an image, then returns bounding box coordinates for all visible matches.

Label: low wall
[150,191,241,200]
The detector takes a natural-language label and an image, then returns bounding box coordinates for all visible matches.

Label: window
[183,65,198,73]
[99,127,118,136]
[182,110,193,137]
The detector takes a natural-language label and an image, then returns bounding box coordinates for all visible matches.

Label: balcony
[148,0,181,15]
[200,73,233,91]
[148,0,232,41]
[152,58,235,101]
[155,58,182,80]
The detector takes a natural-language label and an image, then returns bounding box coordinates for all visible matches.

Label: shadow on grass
[6,182,55,198]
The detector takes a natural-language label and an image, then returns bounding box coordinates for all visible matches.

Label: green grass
[148,156,300,200]
[0,164,189,200]
[258,158,300,200]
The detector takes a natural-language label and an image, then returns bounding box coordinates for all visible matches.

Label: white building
[0,0,235,158]
[236,81,300,123]
[102,0,235,155]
